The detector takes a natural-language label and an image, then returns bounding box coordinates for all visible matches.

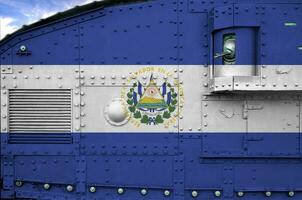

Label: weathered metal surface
[1,0,302,199]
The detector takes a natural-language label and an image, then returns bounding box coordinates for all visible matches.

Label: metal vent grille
[8,133,72,144]
[8,89,72,133]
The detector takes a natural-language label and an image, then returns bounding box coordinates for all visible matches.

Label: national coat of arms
[126,74,178,125]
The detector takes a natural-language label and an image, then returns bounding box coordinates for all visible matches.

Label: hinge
[242,103,263,119]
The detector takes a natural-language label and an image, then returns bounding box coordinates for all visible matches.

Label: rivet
[191,190,198,198]
[265,191,272,197]
[13,84,17,88]
[189,128,192,131]
[143,75,147,79]
[140,189,147,196]
[174,68,178,72]
[180,116,183,119]
[15,180,23,187]
[164,190,170,196]
[288,191,294,197]
[75,127,80,131]
[204,123,208,127]
[117,188,124,194]
[284,83,288,87]
[90,76,95,79]
[180,128,183,131]
[2,91,7,94]
[80,124,85,127]
[111,75,116,79]
[2,103,6,106]
[214,190,221,197]
[89,186,96,193]
[2,115,7,119]
[203,73,207,76]
[46,76,51,79]
[2,127,6,131]
[13,75,17,79]
[203,83,208,87]
[18,70,22,73]
[1,85,5,89]
[43,183,50,190]
[20,45,27,51]
[237,191,244,197]
[58,84,62,88]
[80,92,85,96]
[295,83,299,87]
[35,76,40,79]
[122,75,126,79]
[66,185,73,192]
[179,69,183,73]
[80,102,85,106]
[101,75,105,79]
[1,76,5,79]
[164,76,167,79]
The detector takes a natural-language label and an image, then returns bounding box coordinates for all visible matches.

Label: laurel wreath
[126,82,178,125]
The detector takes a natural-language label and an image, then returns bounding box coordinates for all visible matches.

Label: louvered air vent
[8,89,72,133]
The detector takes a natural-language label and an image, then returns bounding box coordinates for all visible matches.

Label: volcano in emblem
[136,79,168,110]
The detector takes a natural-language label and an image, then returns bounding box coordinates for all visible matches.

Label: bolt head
[191,190,198,198]
[237,191,244,197]
[15,181,22,187]
[89,186,96,193]
[164,190,170,196]
[265,191,272,197]
[140,189,147,196]
[214,190,221,197]
[117,188,124,194]
[43,183,50,190]
[288,191,294,197]
[66,185,73,192]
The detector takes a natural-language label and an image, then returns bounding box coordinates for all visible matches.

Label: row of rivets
[15,181,73,192]
[191,190,221,198]
[88,187,171,196]
[191,190,295,198]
